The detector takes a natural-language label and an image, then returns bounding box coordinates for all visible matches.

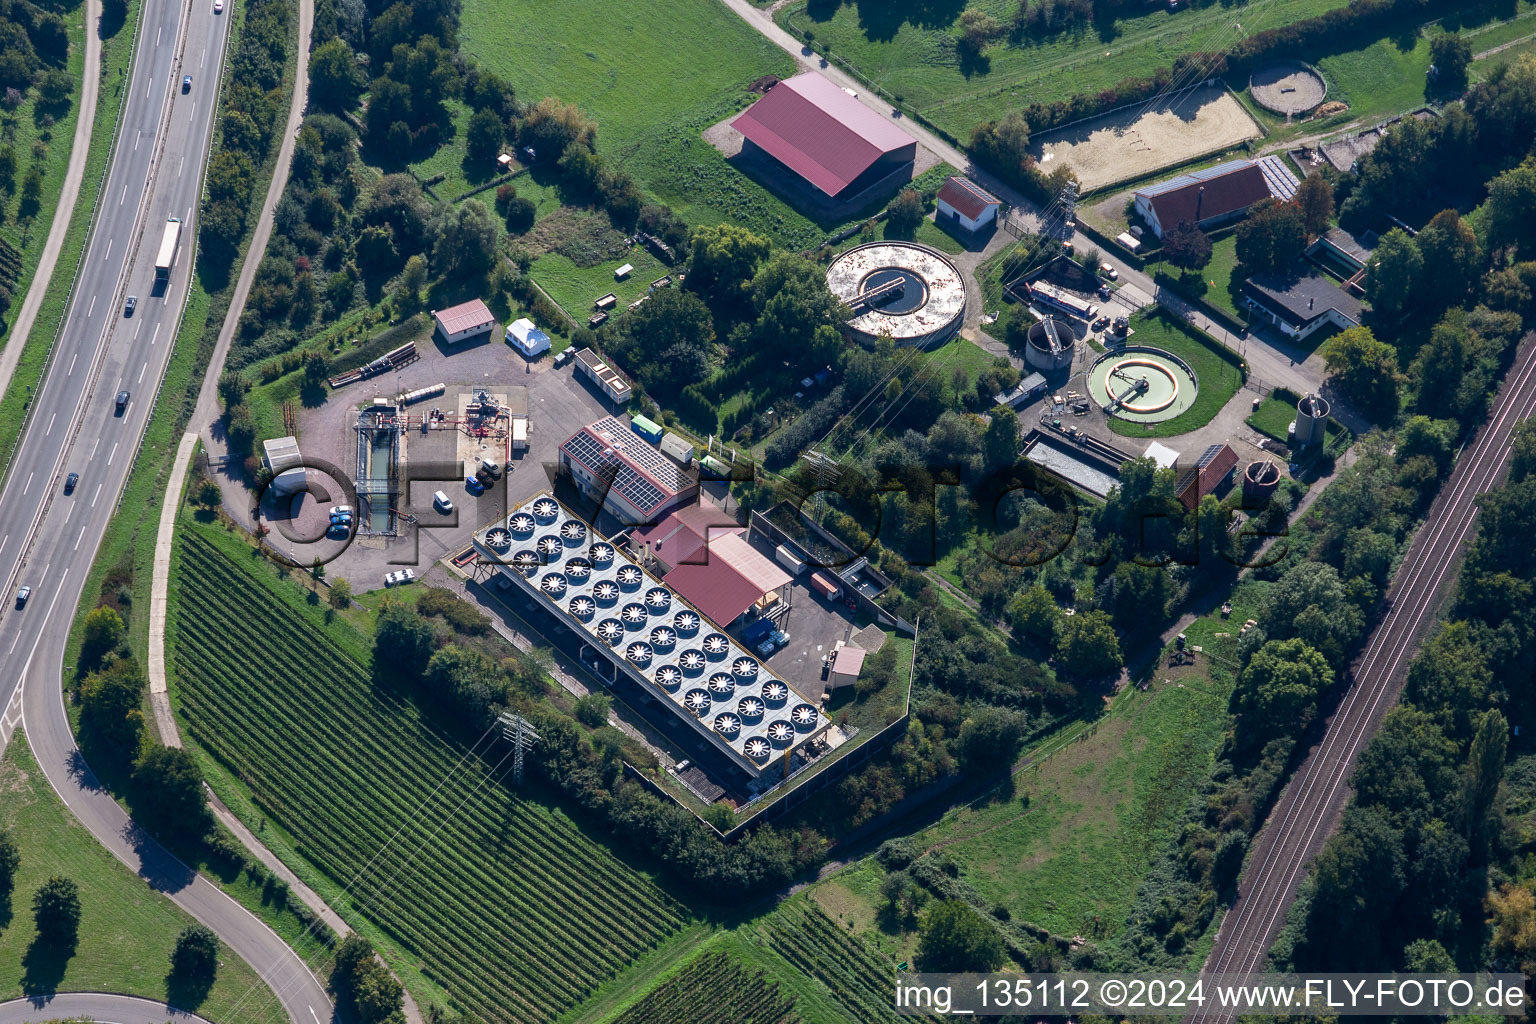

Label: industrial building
[262,435,305,495]
[1022,316,1076,373]
[936,176,1002,237]
[559,416,699,527]
[631,503,793,627]
[431,299,496,345]
[505,317,551,357]
[1242,274,1363,341]
[1177,443,1239,510]
[473,493,830,779]
[1132,159,1289,239]
[731,74,917,202]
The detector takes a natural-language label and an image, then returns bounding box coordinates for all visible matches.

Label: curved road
[1189,333,1536,1024]
[0,0,332,1018]
[0,993,215,1024]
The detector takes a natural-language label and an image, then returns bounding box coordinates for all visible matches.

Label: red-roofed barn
[936,176,1002,236]
[731,74,917,201]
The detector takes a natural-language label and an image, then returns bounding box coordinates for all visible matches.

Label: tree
[1510,418,1536,483]
[1262,560,1364,666]
[397,253,427,307]
[750,252,848,366]
[374,604,436,684]
[465,106,504,164]
[1488,882,1536,975]
[133,745,211,839]
[503,195,535,233]
[423,645,509,725]
[354,224,399,274]
[1162,220,1212,271]
[309,37,363,112]
[953,708,1028,773]
[517,97,596,159]
[80,606,126,671]
[428,199,498,279]
[573,693,611,728]
[170,925,220,982]
[608,287,715,389]
[916,900,1006,972]
[329,577,353,610]
[1234,198,1306,274]
[18,163,43,222]
[982,412,1019,469]
[957,9,1004,58]
[331,935,405,1024]
[1365,228,1424,317]
[193,478,223,509]
[1323,325,1401,422]
[969,112,1031,180]
[1461,710,1508,861]
[37,68,73,109]
[886,188,924,236]
[79,656,145,760]
[1484,160,1536,258]
[1055,609,1121,680]
[0,146,15,193]
[1007,584,1058,646]
[1414,209,1480,309]
[32,876,81,947]
[0,825,18,896]
[1235,638,1331,739]
[1294,172,1334,237]
[1430,33,1473,93]
[303,350,329,385]
[688,223,770,301]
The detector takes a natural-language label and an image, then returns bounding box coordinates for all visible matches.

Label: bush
[573,693,611,728]
[32,876,81,947]
[170,924,220,981]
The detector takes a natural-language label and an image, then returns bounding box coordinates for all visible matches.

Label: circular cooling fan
[565,557,592,580]
[792,704,819,728]
[508,513,535,535]
[702,633,729,658]
[683,689,711,714]
[616,566,643,588]
[678,650,706,673]
[731,657,758,679]
[708,673,735,696]
[537,536,563,558]
[596,619,624,645]
[560,520,587,542]
[713,714,741,736]
[655,666,682,688]
[569,596,595,619]
[511,551,540,577]
[645,587,671,610]
[744,738,772,761]
[649,627,677,649]
[626,642,653,665]
[673,611,700,634]
[592,581,619,603]
[621,603,648,625]
[590,543,615,565]
[738,697,765,719]
[532,498,559,520]
[762,682,788,703]
[539,573,567,596]
[485,528,511,551]
[767,722,794,744]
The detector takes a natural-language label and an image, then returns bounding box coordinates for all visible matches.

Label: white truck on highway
[154,216,182,282]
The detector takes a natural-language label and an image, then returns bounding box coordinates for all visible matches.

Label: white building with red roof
[431,299,496,345]
[559,417,698,526]
[936,175,1002,236]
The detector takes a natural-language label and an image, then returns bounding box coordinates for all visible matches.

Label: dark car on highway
[64,472,79,494]
[124,295,136,316]
[115,390,130,414]
[182,75,192,92]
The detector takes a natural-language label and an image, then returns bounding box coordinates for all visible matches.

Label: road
[1189,333,1536,1024]
[0,0,333,1018]
[0,993,215,1024]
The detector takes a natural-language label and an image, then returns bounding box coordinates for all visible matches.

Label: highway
[1189,333,1536,1024]
[0,0,332,1019]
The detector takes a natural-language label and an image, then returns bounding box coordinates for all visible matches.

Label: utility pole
[499,711,541,785]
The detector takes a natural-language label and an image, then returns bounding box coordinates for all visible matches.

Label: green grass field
[167,520,694,1023]
[1157,233,1243,324]
[777,0,1345,141]
[1246,394,1295,443]
[0,738,287,1024]
[1106,312,1243,439]
[531,245,669,321]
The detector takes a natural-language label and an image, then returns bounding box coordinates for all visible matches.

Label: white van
[433,490,453,513]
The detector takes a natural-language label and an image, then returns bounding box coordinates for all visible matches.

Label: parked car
[64,472,79,494]
[433,490,453,513]
[124,295,137,316]
[115,390,130,413]
[1098,284,1112,300]
[1099,262,1119,280]
[480,458,501,478]
[1092,315,1110,332]
[15,585,30,608]
[465,475,485,495]
[329,505,354,520]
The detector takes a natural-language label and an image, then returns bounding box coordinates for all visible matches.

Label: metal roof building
[431,299,496,345]
[1132,159,1275,239]
[731,74,917,200]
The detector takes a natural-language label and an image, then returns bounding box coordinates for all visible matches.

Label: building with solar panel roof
[559,416,700,527]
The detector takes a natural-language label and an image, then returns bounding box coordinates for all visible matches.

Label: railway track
[1189,333,1536,1024]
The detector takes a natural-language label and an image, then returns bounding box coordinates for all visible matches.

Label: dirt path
[0,0,103,407]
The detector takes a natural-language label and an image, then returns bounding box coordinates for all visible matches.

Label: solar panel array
[1135,158,1255,198]
[1195,443,1225,469]
[1256,155,1300,202]
[475,493,827,776]
[561,416,694,515]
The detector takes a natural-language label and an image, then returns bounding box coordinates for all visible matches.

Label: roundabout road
[0,993,214,1024]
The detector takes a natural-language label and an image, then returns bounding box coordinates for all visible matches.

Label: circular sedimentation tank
[1086,347,1200,424]
[826,241,966,346]
[1025,316,1076,373]
[1243,459,1282,503]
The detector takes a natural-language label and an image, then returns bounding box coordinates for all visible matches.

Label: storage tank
[1025,316,1076,373]
[1290,393,1330,448]
[1242,459,1281,503]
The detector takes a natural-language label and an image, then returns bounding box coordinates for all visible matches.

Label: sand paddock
[1032,85,1262,193]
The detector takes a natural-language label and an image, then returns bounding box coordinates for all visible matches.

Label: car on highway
[14,585,30,608]
[182,75,192,92]
[115,390,130,414]
[64,472,79,494]
[124,295,137,316]
[214,0,223,10]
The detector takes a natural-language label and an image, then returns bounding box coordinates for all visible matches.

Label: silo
[1242,459,1281,503]
[1025,316,1076,373]
[1290,392,1330,448]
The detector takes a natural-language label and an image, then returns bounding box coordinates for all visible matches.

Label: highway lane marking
[133,321,141,339]
[103,238,112,262]
[190,101,196,123]
[178,156,184,177]
[157,25,161,45]
[311,1008,321,1024]
[201,48,205,68]
[146,76,153,99]
[45,414,55,436]
[63,502,73,525]
[138,362,147,384]
[21,473,31,495]
[91,484,102,507]
[151,324,162,346]
[119,183,127,205]
[67,353,77,375]
[135,131,140,151]
[87,296,96,317]
[107,442,119,467]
